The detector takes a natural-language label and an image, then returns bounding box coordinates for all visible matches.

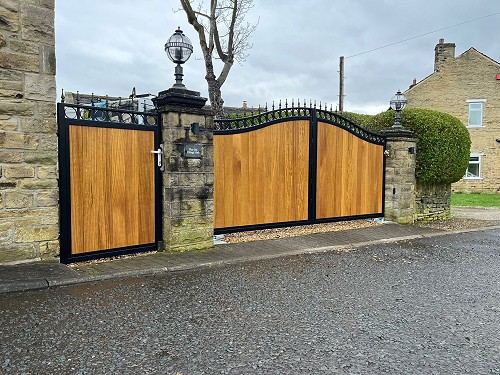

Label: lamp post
[164,27,193,89]
[154,27,206,109]
[389,90,408,128]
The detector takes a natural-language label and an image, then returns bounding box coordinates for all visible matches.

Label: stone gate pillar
[381,128,417,224]
[154,88,214,252]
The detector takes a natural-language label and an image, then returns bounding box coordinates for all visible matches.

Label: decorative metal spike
[330,104,333,111]
[279,100,282,109]
[91,93,95,106]
[265,102,268,111]
[61,89,65,103]
[319,101,322,110]
[314,100,317,109]
[298,98,300,108]
[143,100,147,112]
[272,101,275,111]
[309,99,312,108]
[335,105,338,112]
[303,99,306,108]
[291,98,294,108]
[105,95,109,108]
[285,99,288,108]
[76,91,80,105]
[119,97,122,106]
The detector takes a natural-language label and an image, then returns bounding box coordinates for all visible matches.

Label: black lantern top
[390,90,408,111]
[165,27,193,64]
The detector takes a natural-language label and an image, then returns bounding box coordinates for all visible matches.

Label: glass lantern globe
[165,27,193,64]
[390,90,408,111]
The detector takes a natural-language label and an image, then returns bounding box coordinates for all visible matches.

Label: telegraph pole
[339,56,344,111]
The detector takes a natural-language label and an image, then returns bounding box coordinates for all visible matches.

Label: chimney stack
[409,78,417,89]
[434,38,456,72]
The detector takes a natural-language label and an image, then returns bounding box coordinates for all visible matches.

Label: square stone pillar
[157,102,214,252]
[381,128,417,224]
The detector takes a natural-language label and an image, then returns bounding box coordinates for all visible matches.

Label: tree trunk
[204,54,224,117]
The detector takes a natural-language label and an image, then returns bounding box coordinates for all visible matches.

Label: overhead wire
[345,10,500,59]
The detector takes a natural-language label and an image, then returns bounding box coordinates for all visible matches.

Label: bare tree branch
[179,0,257,116]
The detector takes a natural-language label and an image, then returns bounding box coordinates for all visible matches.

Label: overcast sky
[55,1,500,114]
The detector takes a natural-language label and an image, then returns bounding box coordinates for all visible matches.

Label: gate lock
[151,144,165,171]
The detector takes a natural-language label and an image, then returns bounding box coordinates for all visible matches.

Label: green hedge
[367,108,471,184]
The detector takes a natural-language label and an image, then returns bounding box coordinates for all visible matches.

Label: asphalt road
[1,228,499,374]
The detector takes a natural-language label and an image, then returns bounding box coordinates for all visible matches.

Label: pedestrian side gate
[57,102,162,263]
[213,104,386,234]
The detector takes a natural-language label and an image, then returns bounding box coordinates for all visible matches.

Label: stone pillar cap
[381,127,416,140]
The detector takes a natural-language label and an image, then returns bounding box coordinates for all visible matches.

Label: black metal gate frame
[213,105,387,234]
[57,102,163,264]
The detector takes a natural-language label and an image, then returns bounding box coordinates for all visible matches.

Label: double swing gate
[213,104,387,234]
[57,101,162,263]
[57,99,385,262]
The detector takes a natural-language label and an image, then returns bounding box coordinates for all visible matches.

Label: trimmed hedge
[367,108,471,185]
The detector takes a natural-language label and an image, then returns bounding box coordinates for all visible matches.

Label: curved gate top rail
[214,101,385,145]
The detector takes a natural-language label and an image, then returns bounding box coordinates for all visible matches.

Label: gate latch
[151,144,164,171]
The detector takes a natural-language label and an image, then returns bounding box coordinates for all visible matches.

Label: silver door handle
[151,147,163,168]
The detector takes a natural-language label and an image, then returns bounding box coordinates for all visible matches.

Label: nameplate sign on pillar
[183,143,202,158]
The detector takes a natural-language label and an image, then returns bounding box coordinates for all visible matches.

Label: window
[466,99,486,127]
[464,154,482,179]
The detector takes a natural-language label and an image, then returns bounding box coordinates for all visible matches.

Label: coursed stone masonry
[382,128,417,224]
[415,183,451,221]
[159,106,214,252]
[0,0,58,263]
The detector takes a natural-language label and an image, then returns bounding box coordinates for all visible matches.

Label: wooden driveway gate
[213,104,386,233]
[57,102,162,263]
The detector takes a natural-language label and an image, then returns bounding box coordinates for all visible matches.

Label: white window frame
[463,153,483,180]
[466,99,486,128]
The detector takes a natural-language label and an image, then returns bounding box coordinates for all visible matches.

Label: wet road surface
[1,228,499,374]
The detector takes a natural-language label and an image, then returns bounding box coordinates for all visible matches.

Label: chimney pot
[439,38,444,44]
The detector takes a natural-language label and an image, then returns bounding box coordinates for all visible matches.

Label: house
[404,39,500,193]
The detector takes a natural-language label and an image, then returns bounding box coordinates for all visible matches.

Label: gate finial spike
[279,100,282,109]
[272,101,275,111]
[285,99,288,108]
[265,102,268,111]
[105,95,109,108]
[303,99,306,108]
[119,97,122,106]
[319,101,322,110]
[76,91,80,105]
[91,93,94,106]
[314,100,317,109]
[61,89,65,103]
[309,99,312,108]
[291,98,294,108]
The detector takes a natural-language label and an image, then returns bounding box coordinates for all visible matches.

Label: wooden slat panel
[316,122,384,218]
[69,126,155,254]
[214,121,309,229]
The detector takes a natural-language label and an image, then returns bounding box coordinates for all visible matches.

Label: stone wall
[414,183,451,221]
[382,128,417,224]
[160,106,214,252]
[405,39,500,193]
[0,0,58,263]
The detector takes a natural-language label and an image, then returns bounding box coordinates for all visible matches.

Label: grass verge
[451,193,500,207]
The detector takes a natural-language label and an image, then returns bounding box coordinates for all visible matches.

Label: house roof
[405,46,500,93]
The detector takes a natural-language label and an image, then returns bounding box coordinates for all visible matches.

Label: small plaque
[183,143,202,158]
